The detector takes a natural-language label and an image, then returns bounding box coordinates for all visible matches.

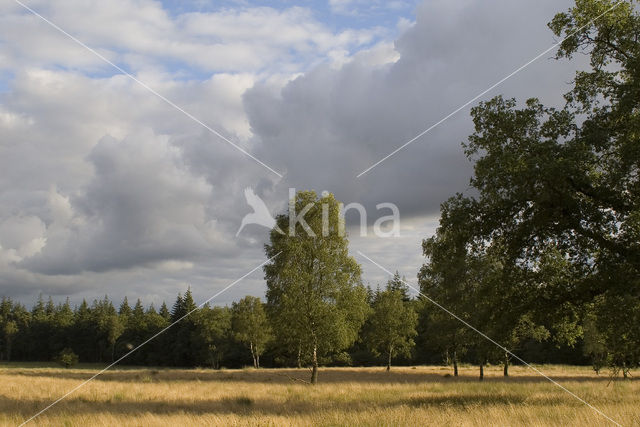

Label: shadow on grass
[0,391,581,420]
[6,367,626,385]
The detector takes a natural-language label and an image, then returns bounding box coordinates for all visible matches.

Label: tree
[29,295,54,361]
[265,190,369,384]
[192,305,231,369]
[55,348,79,368]
[72,299,93,362]
[582,302,608,374]
[425,0,640,376]
[3,320,18,361]
[159,302,171,321]
[419,196,550,379]
[51,298,75,357]
[364,286,417,371]
[231,296,272,368]
[118,297,132,334]
[93,296,124,362]
[118,299,147,364]
[418,196,478,377]
[548,0,640,376]
[0,297,22,362]
[169,289,199,366]
[386,272,411,302]
[587,294,640,378]
[144,303,170,366]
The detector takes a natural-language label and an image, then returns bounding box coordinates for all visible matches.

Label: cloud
[20,130,220,274]
[0,50,276,302]
[0,0,590,305]
[0,215,46,262]
[329,0,415,16]
[244,0,582,221]
[1,1,385,76]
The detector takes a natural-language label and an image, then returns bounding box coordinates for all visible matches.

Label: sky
[0,0,585,308]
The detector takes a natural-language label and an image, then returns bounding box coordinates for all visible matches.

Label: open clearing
[1,364,638,426]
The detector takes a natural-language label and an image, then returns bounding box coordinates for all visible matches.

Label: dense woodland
[0,276,589,373]
[1,0,638,383]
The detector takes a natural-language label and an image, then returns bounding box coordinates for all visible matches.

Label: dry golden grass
[0,364,637,426]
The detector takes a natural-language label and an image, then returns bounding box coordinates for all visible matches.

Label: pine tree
[386,272,411,302]
[159,302,171,321]
[119,297,132,319]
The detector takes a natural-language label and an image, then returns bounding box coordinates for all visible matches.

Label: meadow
[0,364,637,426]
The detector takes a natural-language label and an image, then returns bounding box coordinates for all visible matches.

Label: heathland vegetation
[2,365,638,426]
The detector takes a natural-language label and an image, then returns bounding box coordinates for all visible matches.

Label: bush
[331,351,353,367]
[55,348,79,368]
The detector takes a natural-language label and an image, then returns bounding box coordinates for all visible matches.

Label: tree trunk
[503,352,509,377]
[250,342,257,369]
[453,350,458,377]
[256,353,260,369]
[479,359,484,381]
[311,344,318,384]
[297,341,302,369]
[386,345,393,372]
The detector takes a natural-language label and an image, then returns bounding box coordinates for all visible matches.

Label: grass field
[0,364,637,426]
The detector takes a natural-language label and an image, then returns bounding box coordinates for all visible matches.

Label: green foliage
[265,191,369,383]
[363,286,417,371]
[330,351,353,366]
[589,294,640,377]
[55,348,79,369]
[231,296,272,368]
[419,0,640,376]
[582,304,609,373]
[93,296,125,362]
[192,305,232,369]
[386,272,411,302]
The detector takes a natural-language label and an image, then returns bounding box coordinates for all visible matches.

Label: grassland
[0,364,637,426]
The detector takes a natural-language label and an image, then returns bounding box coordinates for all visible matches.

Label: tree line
[0,271,590,378]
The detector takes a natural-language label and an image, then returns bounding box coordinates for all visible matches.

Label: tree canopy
[264,190,369,383]
[421,0,640,377]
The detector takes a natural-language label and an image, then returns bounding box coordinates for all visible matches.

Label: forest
[0,278,594,374]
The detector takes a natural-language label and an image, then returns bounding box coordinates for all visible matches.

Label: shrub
[331,351,353,367]
[55,348,79,369]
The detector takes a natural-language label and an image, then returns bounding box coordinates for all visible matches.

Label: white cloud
[0,215,46,261]
[1,1,385,75]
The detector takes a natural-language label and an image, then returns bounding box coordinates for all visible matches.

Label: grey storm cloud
[21,131,215,275]
[245,0,582,221]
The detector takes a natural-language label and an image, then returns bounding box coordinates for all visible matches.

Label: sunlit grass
[0,364,637,426]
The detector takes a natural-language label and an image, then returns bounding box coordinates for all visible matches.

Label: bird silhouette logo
[236,187,283,237]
